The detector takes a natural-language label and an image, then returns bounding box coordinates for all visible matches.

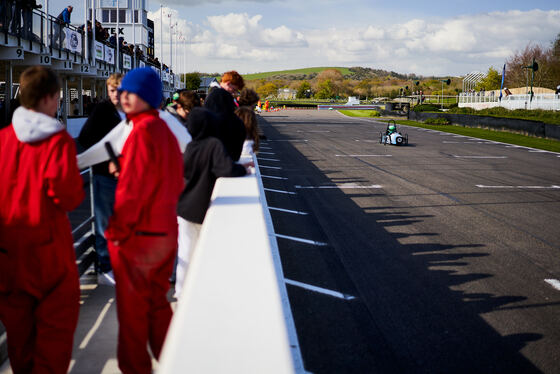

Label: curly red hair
[221,71,245,90]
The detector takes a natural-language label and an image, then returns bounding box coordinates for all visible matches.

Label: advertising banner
[123,54,132,70]
[104,45,115,64]
[95,42,104,61]
[64,28,82,53]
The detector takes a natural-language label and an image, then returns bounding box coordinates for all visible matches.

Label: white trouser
[174,217,202,299]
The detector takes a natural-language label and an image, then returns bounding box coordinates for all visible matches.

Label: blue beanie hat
[119,67,162,109]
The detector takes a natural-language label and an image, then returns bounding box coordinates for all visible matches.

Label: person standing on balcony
[0,66,84,374]
[78,73,124,286]
[105,67,184,374]
[53,5,72,47]
[9,0,21,35]
[22,0,41,40]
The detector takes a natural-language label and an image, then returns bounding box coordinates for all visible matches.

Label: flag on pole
[499,64,506,101]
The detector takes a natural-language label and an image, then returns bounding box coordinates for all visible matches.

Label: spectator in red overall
[0,66,84,373]
[105,67,184,374]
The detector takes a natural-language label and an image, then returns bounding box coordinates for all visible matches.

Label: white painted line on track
[275,234,328,246]
[258,151,276,155]
[295,183,382,189]
[269,207,309,215]
[285,279,356,300]
[453,155,508,159]
[264,188,297,195]
[79,298,114,349]
[443,141,461,143]
[260,146,273,150]
[476,185,560,189]
[259,165,282,170]
[268,139,308,142]
[258,157,281,162]
[335,154,392,157]
[354,139,378,143]
[261,175,288,180]
[545,279,560,291]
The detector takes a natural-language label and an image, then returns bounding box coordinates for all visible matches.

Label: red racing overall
[106,109,183,374]
[0,116,84,374]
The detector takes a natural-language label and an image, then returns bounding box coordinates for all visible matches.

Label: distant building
[278,88,296,100]
[92,0,150,54]
[199,77,219,93]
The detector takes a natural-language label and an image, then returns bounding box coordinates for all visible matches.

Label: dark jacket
[78,99,122,177]
[204,87,246,161]
[177,108,246,224]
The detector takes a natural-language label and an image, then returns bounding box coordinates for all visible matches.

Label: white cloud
[190,42,215,57]
[149,9,560,76]
[160,0,275,5]
[245,48,280,61]
[261,25,306,46]
[207,13,261,36]
[215,43,241,58]
[363,26,385,40]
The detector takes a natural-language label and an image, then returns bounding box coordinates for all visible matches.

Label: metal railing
[74,167,97,276]
[459,93,560,110]
[0,0,183,87]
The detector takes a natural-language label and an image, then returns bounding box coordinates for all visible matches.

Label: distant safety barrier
[459,93,560,111]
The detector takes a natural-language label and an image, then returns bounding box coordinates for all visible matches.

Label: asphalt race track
[257,110,560,374]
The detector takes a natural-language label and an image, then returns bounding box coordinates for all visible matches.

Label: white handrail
[157,156,300,374]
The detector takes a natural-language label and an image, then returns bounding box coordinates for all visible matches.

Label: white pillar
[132,0,136,68]
[169,14,172,71]
[116,0,120,71]
[45,0,49,46]
[84,0,88,62]
[91,0,96,65]
[78,76,83,116]
[159,4,162,77]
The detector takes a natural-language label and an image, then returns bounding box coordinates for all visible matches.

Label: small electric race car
[380,120,408,146]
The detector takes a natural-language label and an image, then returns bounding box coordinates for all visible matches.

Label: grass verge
[338,110,560,152]
[338,109,380,118]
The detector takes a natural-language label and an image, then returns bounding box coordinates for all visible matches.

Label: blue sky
[55,0,559,76]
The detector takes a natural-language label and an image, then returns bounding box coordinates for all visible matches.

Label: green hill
[243,67,353,80]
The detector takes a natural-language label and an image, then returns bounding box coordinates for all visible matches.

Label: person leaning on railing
[77,73,125,285]
[53,5,72,48]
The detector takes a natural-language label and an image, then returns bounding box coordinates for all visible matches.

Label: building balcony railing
[0,0,183,89]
